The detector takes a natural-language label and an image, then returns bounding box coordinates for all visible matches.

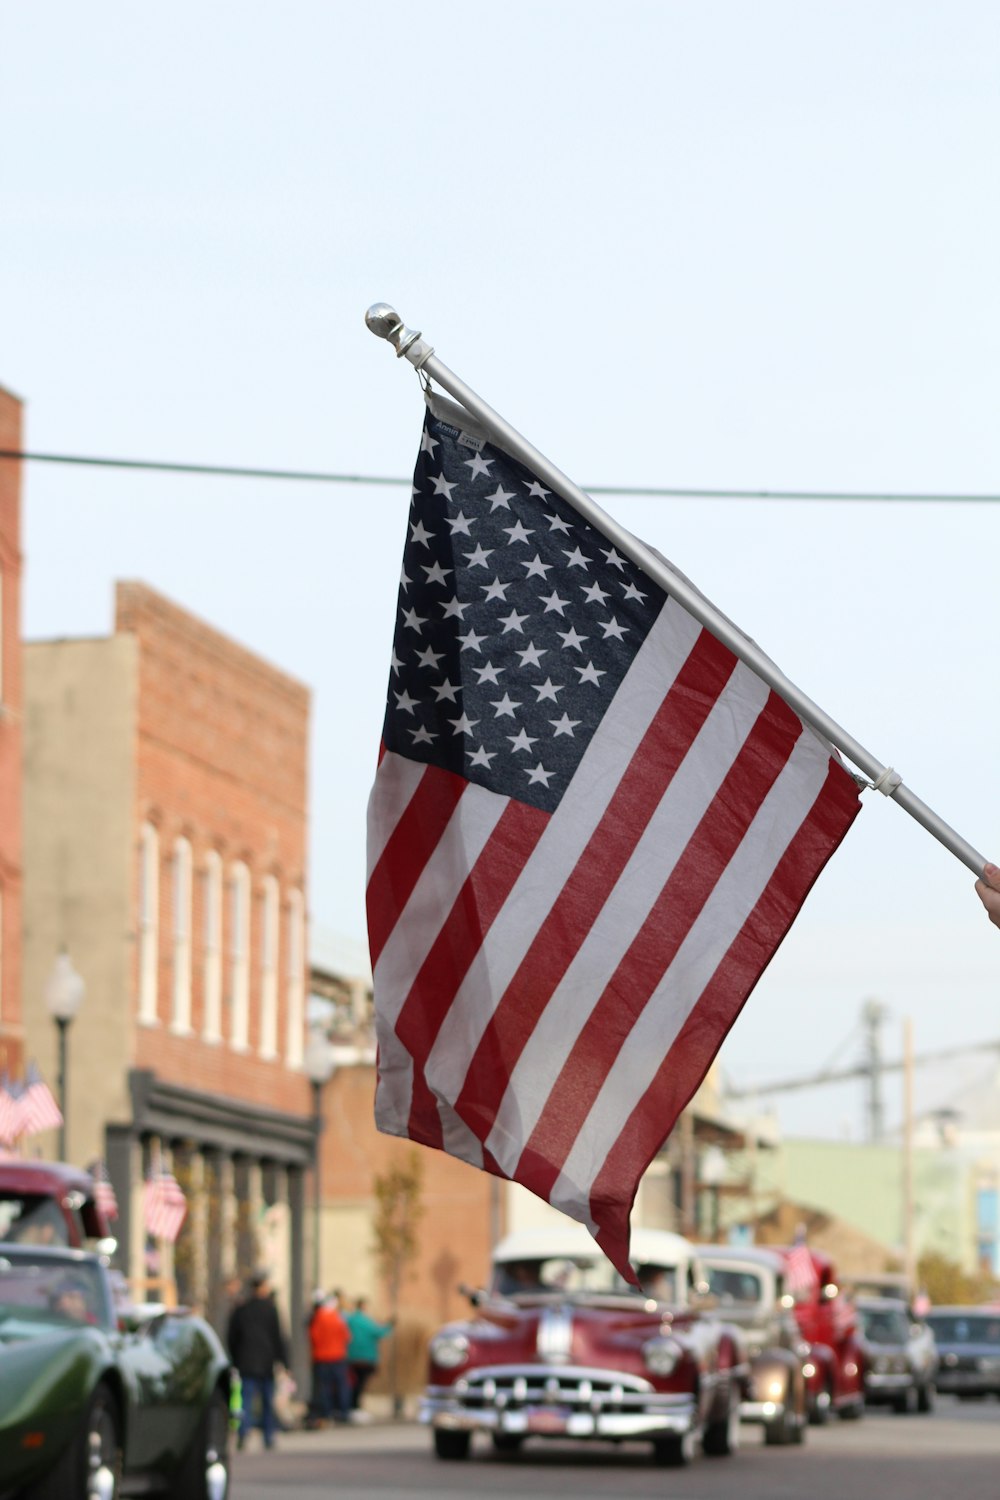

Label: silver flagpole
[365,303,988,879]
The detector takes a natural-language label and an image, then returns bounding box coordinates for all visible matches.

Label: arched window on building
[229,861,251,1051]
[202,850,223,1043]
[259,875,279,1060]
[285,888,305,1068]
[171,837,193,1033]
[138,821,160,1024]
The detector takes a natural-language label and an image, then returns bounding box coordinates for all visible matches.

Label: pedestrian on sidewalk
[346,1297,394,1415]
[308,1289,352,1424]
[227,1268,289,1451]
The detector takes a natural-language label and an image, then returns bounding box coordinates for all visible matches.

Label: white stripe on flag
[373,781,508,1136]
[366,753,426,879]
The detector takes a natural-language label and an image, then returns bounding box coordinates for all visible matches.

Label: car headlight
[642,1337,682,1376]
[874,1356,889,1374]
[430,1333,470,1370]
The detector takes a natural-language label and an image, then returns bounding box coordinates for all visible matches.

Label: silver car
[856,1297,937,1413]
[925,1308,1000,1399]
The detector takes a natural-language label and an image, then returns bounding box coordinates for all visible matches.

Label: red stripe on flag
[397,798,551,1147]
[452,628,738,1143]
[514,691,804,1202]
[366,764,468,967]
[586,759,861,1271]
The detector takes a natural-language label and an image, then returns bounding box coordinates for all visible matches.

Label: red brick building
[0,387,24,1077]
[23,582,314,1365]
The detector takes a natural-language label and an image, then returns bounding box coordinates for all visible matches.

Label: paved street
[232,1398,999,1500]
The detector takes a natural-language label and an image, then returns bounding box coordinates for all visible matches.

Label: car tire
[652,1431,696,1467]
[491,1433,524,1454]
[763,1403,797,1446]
[808,1382,832,1426]
[165,1388,230,1500]
[433,1429,471,1460]
[702,1397,740,1457]
[839,1395,865,1421]
[917,1381,936,1414]
[28,1380,122,1500]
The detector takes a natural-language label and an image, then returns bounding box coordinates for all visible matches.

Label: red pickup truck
[777,1247,865,1423]
[0,1157,112,1247]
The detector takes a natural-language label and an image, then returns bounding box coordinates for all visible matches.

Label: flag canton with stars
[381,399,667,815]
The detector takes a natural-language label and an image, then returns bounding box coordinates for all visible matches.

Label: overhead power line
[0,448,998,504]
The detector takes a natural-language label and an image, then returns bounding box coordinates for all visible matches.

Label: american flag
[785,1242,821,1294]
[17,1064,63,1139]
[90,1160,119,1222]
[0,1075,20,1146]
[144,1171,187,1243]
[367,393,861,1276]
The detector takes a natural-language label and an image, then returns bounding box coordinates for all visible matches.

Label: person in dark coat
[227,1269,288,1450]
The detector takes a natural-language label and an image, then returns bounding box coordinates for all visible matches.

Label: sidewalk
[239,1396,421,1455]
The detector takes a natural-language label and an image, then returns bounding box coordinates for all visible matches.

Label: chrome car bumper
[936,1371,1000,1394]
[422,1363,698,1441]
[740,1398,788,1425]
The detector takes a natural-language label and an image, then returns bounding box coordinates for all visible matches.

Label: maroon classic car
[0,1157,113,1248]
[420,1224,748,1467]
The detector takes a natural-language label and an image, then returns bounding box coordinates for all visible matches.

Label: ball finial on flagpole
[365,303,430,363]
[365,303,403,341]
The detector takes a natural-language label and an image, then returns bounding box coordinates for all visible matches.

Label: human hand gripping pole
[365,303,991,891]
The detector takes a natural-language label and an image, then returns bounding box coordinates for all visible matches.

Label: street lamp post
[303,1031,334,1292]
[44,951,85,1162]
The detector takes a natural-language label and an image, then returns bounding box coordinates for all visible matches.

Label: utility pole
[902,1018,916,1289]
[862,997,889,1143]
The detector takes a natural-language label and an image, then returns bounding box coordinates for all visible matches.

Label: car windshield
[0,1251,109,1330]
[926,1314,1000,1345]
[859,1307,911,1344]
[493,1254,678,1302]
[704,1266,765,1306]
[0,1193,70,1247]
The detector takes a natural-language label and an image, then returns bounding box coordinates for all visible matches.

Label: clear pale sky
[3,2,998,1138]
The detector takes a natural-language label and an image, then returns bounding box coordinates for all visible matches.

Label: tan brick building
[23,582,314,1367]
[0,386,24,1077]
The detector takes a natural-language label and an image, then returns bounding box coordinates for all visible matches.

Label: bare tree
[372,1148,425,1416]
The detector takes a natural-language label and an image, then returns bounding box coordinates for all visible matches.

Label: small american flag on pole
[17,1064,63,1139]
[90,1160,119,1222]
[367,395,861,1277]
[144,1171,187,1244]
[0,1075,20,1146]
[784,1241,821,1294]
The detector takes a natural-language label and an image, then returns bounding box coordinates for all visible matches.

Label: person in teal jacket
[345,1298,394,1413]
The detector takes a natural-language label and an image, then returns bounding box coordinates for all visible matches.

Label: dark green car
[0,1244,230,1499]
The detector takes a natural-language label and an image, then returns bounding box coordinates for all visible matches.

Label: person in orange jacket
[308,1290,352,1423]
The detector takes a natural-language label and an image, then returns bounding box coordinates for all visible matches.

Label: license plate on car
[526,1407,571,1434]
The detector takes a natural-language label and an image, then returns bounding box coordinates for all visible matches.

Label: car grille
[442,1364,666,1412]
